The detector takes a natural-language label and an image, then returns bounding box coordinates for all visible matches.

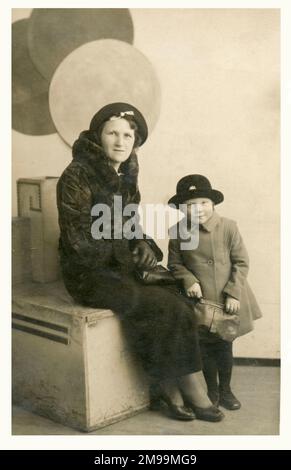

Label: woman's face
[101,118,135,168]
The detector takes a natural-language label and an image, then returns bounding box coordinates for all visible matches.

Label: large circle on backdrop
[28,8,134,81]
[49,39,161,147]
[12,19,56,135]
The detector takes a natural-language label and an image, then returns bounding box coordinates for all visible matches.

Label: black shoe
[149,395,196,421]
[207,390,219,407]
[182,398,224,422]
[219,391,241,410]
[190,404,224,422]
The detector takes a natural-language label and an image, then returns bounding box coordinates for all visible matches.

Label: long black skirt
[63,268,202,380]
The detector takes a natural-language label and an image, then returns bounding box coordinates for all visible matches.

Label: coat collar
[175,211,220,240]
[72,130,139,192]
[200,211,220,232]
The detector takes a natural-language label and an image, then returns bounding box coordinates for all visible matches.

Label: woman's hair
[94,115,142,149]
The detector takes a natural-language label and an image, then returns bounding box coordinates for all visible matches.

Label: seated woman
[56,102,224,422]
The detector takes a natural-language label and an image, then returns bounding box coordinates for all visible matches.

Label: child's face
[184,197,214,224]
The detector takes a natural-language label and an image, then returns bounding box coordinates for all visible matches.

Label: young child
[168,174,262,410]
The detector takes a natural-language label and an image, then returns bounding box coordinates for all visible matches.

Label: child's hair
[185,198,215,206]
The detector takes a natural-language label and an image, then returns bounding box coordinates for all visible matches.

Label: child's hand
[225,296,240,314]
[186,282,202,299]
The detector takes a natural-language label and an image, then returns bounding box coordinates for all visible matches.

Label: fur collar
[72,130,139,192]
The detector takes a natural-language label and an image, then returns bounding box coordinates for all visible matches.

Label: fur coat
[57,130,162,298]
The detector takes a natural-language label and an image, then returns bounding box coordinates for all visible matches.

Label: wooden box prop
[17,177,60,283]
[12,281,149,432]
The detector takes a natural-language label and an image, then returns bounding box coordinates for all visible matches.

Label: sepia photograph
[2,0,288,451]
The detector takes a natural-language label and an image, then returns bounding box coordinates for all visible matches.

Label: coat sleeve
[222,222,249,301]
[57,167,116,270]
[129,236,163,262]
[167,237,200,290]
[127,191,163,262]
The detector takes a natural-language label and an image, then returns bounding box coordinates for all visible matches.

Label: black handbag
[194,298,240,342]
[135,265,176,285]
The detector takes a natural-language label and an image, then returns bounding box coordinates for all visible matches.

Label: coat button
[207,259,213,265]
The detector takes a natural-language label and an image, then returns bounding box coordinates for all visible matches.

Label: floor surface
[12,366,280,436]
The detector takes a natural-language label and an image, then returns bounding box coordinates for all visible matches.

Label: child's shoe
[219,390,241,410]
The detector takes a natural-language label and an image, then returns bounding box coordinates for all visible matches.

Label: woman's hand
[132,241,157,270]
[186,282,202,299]
[225,296,240,314]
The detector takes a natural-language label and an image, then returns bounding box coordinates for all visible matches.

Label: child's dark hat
[89,102,148,145]
[168,174,224,207]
